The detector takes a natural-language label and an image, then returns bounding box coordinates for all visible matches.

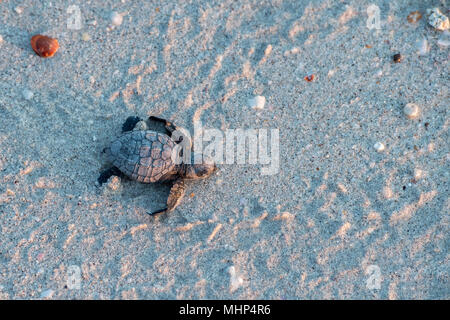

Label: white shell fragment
[248,95,266,110]
[40,289,54,299]
[81,33,91,41]
[414,168,424,180]
[373,142,385,152]
[22,89,34,100]
[110,12,123,26]
[403,103,420,119]
[228,266,244,292]
[426,8,449,31]
[437,31,450,47]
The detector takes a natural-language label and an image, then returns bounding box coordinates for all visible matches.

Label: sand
[0,0,448,299]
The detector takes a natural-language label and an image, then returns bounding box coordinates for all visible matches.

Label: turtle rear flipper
[148,178,186,216]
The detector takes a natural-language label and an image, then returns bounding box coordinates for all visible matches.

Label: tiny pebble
[426,8,449,31]
[111,12,123,26]
[248,95,266,110]
[81,33,91,41]
[40,289,54,299]
[22,89,34,100]
[414,168,424,180]
[403,103,420,119]
[393,53,402,63]
[374,142,385,152]
[15,7,23,14]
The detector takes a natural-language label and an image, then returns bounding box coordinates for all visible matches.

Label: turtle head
[181,154,217,180]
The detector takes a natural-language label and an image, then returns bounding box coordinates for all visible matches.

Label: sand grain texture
[0,0,448,299]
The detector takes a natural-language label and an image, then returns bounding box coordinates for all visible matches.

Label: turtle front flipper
[122,116,142,132]
[148,116,192,148]
[148,178,186,216]
[148,116,178,135]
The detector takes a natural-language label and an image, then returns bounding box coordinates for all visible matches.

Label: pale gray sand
[0,0,448,299]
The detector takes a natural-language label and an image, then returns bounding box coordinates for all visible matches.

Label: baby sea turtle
[98,116,217,215]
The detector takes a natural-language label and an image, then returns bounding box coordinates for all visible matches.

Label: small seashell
[248,95,266,110]
[426,8,449,31]
[414,168,424,180]
[110,11,123,26]
[403,103,420,119]
[22,89,34,100]
[304,74,315,82]
[81,33,91,41]
[40,289,54,299]
[228,266,244,292]
[30,35,59,58]
[373,142,385,152]
[407,11,422,23]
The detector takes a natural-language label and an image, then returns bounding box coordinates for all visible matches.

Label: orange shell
[31,34,59,58]
[304,74,315,82]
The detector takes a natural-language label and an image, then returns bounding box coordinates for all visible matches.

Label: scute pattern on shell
[110,130,176,183]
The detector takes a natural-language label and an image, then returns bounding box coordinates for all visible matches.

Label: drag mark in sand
[174,221,205,232]
[207,223,222,242]
[390,190,438,225]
